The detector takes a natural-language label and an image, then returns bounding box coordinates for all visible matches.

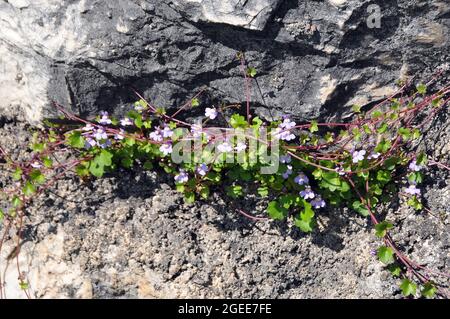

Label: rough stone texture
[0,109,448,298]
[0,0,449,123]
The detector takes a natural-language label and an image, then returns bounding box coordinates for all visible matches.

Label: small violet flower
[282,165,293,179]
[30,161,41,169]
[205,107,218,120]
[405,184,421,195]
[300,186,315,200]
[159,143,173,156]
[335,167,347,176]
[367,152,381,160]
[235,142,247,153]
[352,150,366,163]
[94,128,108,141]
[196,163,208,176]
[120,117,133,126]
[280,154,292,164]
[98,111,112,125]
[149,130,163,142]
[294,172,309,185]
[85,137,97,149]
[174,170,189,184]
[114,129,125,140]
[408,160,423,172]
[99,139,112,149]
[217,141,233,153]
[82,124,94,132]
[161,126,174,138]
[310,196,326,209]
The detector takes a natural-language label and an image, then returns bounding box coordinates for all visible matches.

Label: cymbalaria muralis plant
[0,53,449,298]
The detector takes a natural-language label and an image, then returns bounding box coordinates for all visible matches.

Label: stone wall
[0,0,449,123]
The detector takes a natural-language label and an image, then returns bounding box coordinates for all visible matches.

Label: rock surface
[0,0,449,123]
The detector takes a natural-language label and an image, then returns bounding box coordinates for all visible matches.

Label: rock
[0,0,449,123]
[170,0,283,30]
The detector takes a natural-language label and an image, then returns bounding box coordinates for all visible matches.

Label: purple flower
[135,103,145,112]
[114,129,125,140]
[273,127,296,141]
[161,126,174,138]
[205,107,218,120]
[174,170,189,184]
[149,130,163,142]
[99,139,112,149]
[235,142,247,153]
[196,163,208,176]
[409,160,423,172]
[94,128,108,141]
[335,167,347,176]
[82,124,94,132]
[282,165,293,179]
[159,143,173,156]
[30,161,41,169]
[217,141,233,153]
[84,137,97,149]
[280,154,292,164]
[405,184,421,195]
[352,150,366,163]
[191,124,203,138]
[310,196,326,209]
[120,117,133,126]
[98,111,112,125]
[294,172,309,185]
[367,152,380,160]
[279,118,296,130]
[300,186,315,199]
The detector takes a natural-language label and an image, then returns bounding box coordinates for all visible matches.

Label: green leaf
[199,185,210,199]
[0,208,4,221]
[375,138,391,154]
[352,105,361,113]
[89,149,113,178]
[376,170,391,183]
[31,143,45,153]
[400,279,417,297]
[67,131,86,149]
[416,152,427,166]
[388,264,402,277]
[12,196,22,208]
[246,67,257,78]
[375,221,393,238]
[421,282,437,299]
[257,186,269,197]
[416,83,427,95]
[12,168,23,181]
[23,181,36,196]
[184,192,195,203]
[75,164,89,177]
[294,202,315,232]
[377,122,388,134]
[279,194,295,209]
[377,246,395,264]
[42,157,53,168]
[191,98,200,107]
[226,185,243,198]
[19,281,29,290]
[143,161,154,170]
[267,201,288,220]
[398,127,411,141]
[352,200,369,216]
[407,196,422,211]
[309,120,318,133]
[230,114,248,129]
[29,169,46,184]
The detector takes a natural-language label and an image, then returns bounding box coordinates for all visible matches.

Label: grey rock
[1,0,449,123]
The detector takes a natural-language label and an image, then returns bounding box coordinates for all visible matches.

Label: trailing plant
[0,54,449,299]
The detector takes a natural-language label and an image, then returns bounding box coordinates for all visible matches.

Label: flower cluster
[404,159,422,196]
[273,118,296,141]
